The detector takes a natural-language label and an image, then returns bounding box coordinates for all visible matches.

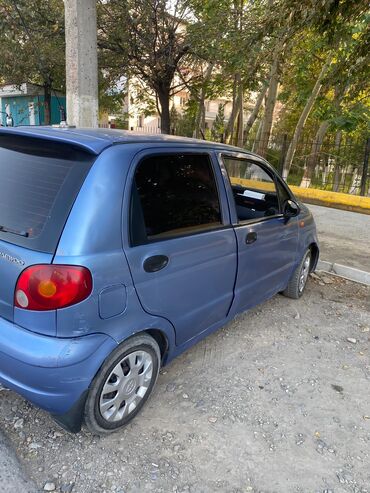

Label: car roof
[0,126,262,159]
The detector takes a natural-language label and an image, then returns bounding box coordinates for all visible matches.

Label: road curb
[317,260,370,286]
[290,186,370,216]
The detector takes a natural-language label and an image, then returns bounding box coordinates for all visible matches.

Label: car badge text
[0,251,25,266]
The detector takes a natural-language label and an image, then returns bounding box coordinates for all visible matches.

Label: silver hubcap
[99,350,153,422]
[299,253,311,293]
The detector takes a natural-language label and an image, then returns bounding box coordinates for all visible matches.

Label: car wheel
[283,249,311,299]
[84,334,160,435]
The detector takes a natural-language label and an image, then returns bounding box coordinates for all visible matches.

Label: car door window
[275,177,291,209]
[222,156,280,222]
[131,153,222,245]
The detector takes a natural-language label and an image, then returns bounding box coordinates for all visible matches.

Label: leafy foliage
[0,1,65,90]
[0,0,368,179]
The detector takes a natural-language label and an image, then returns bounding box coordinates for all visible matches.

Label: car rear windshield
[0,134,94,253]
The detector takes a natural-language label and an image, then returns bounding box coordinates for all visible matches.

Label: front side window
[131,154,222,245]
[223,156,280,222]
[275,178,291,207]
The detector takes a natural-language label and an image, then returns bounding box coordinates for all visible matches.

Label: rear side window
[131,153,222,245]
[0,135,94,253]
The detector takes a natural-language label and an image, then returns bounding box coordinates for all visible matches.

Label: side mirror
[283,199,300,218]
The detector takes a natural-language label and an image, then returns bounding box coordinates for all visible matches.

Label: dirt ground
[0,273,369,493]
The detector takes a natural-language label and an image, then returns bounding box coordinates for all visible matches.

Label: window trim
[218,152,292,226]
[133,223,233,246]
[129,151,226,247]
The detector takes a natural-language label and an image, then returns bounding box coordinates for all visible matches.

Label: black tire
[283,249,311,299]
[84,334,160,435]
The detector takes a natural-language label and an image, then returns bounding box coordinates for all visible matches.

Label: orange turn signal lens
[38,280,57,298]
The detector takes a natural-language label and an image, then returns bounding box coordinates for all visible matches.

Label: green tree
[98,0,192,134]
[189,0,270,146]
[279,11,370,179]
[0,0,65,124]
[211,103,226,142]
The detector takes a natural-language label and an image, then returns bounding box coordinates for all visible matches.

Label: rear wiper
[0,225,29,237]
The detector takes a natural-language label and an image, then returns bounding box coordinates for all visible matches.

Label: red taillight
[15,265,92,311]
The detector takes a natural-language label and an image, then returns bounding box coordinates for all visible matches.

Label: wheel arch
[144,328,169,363]
[308,242,319,271]
[112,327,171,365]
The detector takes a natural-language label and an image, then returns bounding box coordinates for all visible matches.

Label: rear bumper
[0,316,117,418]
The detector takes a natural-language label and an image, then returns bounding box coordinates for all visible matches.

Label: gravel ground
[0,273,369,493]
[0,429,37,492]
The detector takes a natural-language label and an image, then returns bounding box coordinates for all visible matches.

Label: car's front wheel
[283,249,312,299]
[84,334,160,435]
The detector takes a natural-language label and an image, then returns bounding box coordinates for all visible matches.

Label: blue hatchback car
[0,127,318,434]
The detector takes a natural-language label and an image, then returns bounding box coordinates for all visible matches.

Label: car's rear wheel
[84,334,160,435]
[283,249,311,299]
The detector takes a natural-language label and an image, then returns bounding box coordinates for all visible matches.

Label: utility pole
[64,0,99,127]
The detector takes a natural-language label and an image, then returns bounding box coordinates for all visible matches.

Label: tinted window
[0,135,94,253]
[131,154,222,244]
[223,157,280,222]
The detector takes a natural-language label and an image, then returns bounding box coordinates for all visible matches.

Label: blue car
[0,127,318,434]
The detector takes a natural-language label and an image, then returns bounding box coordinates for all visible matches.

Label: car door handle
[143,255,169,273]
[245,231,257,244]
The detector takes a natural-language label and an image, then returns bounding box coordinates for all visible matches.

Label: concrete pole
[64,0,99,127]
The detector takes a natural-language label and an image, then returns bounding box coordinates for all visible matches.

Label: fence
[244,135,370,196]
[129,125,161,134]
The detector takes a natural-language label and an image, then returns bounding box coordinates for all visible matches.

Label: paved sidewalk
[309,204,370,273]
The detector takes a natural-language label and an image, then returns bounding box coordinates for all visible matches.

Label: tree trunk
[321,157,331,186]
[224,74,241,143]
[332,130,342,192]
[282,55,332,179]
[244,83,268,143]
[300,120,330,188]
[226,0,244,144]
[236,80,244,147]
[349,168,360,194]
[252,118,263,153]
[255,40,282,158]
[43,82,52,125]
[341,163,352,190]
[157,88,171,134]
[328,87,347,191]
[193,63,214,139]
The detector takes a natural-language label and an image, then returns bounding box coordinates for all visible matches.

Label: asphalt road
[309,204,370,273]
[0,274,369,493]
